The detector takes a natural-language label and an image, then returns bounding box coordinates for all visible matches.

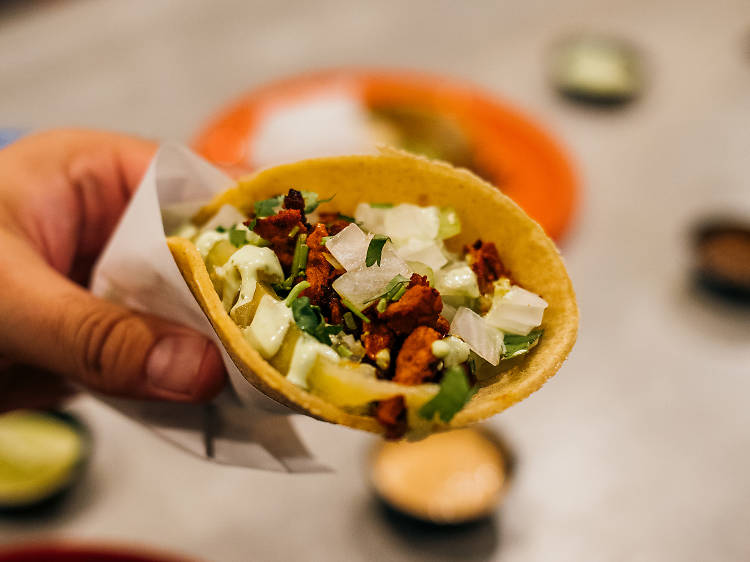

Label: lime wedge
[0,410,86,508]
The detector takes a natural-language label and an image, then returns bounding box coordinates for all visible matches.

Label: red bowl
[0,542,195,562]
[193,68,578,241]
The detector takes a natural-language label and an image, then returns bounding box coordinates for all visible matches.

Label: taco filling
[175,188,548,438]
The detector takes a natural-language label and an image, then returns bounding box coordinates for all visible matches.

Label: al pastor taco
[168,151,578,438]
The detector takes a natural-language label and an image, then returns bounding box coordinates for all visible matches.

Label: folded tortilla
[167,150,578,434]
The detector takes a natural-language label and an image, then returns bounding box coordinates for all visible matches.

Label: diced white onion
[441,302,457,322]
[200,204,247,232]
[449,307,505,366]
[484,286,548,336]
[379,244,410,273]
[435,263,480,298]
[395,238,448,271]
[355,202,441,243]
[354,203,388,233]
[332,249,410,309]
[243,295,292,359]
[325,223,370,271]
[383,204,440,241]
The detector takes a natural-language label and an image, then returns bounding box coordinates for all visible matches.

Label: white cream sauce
[194,230,229,259]
[215,245,284,315]
[243,295,293,359]
[286,334,340,389]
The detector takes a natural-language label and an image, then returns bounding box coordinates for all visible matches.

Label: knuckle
[71,307,153,391]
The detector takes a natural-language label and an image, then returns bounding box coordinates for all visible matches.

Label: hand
[0,129,226,407]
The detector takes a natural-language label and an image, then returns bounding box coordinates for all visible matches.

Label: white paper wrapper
[90,143,328,473]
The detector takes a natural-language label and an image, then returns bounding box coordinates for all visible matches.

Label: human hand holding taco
[0,130,226,408]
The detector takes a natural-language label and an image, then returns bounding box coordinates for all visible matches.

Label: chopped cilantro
[291,296,342,345]
[365,274,410,305]
[335,344,353,359]
[301,191,335,214]
[370,202,394,209]
[290,233,309,278]
[228,226,247,248]
[502,329,543,359]
[343,311,357,331]
[390,283,407,302]
[271,281,287,295]
[329,324,345,342]
[418,365,477,423]
[366,234,391,267]
[254,196,281,217]
[385,274,408,291]
[283,280,311,307]
[272,270,306,295]
[215,225,227,233]
[245,218,257,230]
[385,274,410,297]
[340,297,371,323]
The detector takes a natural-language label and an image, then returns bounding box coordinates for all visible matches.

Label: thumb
[65,293,227,401]
[3,257,226,402]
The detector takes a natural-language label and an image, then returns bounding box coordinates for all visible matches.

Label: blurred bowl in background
[193,69,578,241]
[0,410,91,514]
[692,218,750,303]
[549,33,643,106]
[0,542,194,562]
[369,428,513,525]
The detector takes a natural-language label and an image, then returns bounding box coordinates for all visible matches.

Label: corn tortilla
[167,150,578,434]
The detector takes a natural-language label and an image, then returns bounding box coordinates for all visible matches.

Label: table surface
[1,1,749,561]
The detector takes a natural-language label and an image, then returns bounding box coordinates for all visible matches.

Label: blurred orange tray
[193,69,577,241]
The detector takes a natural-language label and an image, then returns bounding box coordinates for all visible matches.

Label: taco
[168,151,578,438]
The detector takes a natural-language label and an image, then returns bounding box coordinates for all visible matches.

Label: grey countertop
[1,1,749,560]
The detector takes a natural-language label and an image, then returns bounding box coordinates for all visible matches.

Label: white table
[1,1,749,560]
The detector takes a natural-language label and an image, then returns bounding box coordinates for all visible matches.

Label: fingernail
[146,334,210,395]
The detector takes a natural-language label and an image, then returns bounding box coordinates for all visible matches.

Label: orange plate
[193,69,578,241]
